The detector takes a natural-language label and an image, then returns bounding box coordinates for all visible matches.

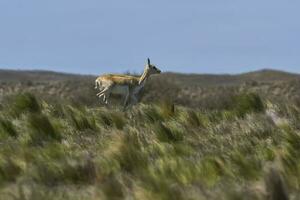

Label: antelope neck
[138,68,149,85]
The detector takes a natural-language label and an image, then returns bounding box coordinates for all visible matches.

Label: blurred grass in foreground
[0,92,299,200]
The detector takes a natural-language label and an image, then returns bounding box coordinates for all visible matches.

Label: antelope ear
[147,58,151,66]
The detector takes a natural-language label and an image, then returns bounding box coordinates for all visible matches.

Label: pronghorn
[95,58,161,108]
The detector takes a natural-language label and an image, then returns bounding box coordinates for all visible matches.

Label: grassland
[0,69,300,199]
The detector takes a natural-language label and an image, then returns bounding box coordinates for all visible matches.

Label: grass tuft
[185,110,204,127]
[116,131,148,173]
[158,99,175,118]
[110,112,126,130]
[0,158,22,183]
[155,122,183,142]
[143,106,164,123]
[11,93,41,117]
[67,107,97,131]
[233,93,265,117]
[0,118,17,137]
[28,114,62,144]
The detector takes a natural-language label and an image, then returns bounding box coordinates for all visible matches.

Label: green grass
[0,92,299,199]
[10,93,41,117]
[0,118,18,138]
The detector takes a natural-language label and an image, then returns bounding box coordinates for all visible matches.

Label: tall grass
[28,113,62,145]
[10,93,41,117]
[0,92,299,199]
[233,92,265,117]
[67,107,97,131]
[0,118,17,137]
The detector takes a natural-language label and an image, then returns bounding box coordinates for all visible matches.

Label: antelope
[95,58,161,109]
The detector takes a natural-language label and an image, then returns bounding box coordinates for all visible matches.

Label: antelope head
[139,58,161,84]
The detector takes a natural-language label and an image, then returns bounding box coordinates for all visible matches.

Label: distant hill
[158,69,300,87]
[0,68,299,108]
[240,69,300,82]
[0,68,299,85]
[0,69,92,82]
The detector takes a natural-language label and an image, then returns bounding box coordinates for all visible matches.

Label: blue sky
[0,0,299,75]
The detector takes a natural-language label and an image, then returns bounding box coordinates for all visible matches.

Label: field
[0,69,300,199]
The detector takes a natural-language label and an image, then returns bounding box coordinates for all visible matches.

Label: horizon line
[0,67,299,76]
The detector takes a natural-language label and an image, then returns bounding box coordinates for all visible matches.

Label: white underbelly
[111,85,128,95]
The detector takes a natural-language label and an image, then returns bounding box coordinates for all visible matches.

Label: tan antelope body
[95,58,161,109]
